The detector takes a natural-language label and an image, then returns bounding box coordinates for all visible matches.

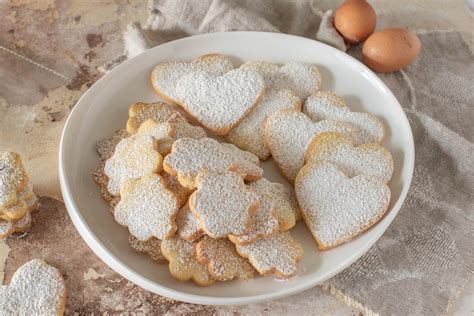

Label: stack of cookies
[0,152,38,238]
[94,53,393,285]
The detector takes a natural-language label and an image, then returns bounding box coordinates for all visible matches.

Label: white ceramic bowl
[59,31,414,305]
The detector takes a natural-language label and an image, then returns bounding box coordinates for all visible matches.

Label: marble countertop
[0,1,472,314]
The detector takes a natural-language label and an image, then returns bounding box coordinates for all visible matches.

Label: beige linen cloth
[114,1,474,315]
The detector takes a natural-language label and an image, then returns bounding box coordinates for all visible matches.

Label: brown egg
[362,28,421,73]
[334,0,377,44]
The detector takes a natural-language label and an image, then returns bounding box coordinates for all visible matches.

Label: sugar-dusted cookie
[196,236,256,281]
[0,259,66,315]
[229,194,279,245]
[189,171,260,238]
[295,162,391,250]
[114,173,179,240]
[241,61,321,100]
[18,182,38,213]
[167,113,207,140]
[161,236,215,286]
[96,129,130,158]
[306,132,394,183]
[93,158,116,205]
[264,109,356,182]
[0,152,29,213]
[220,143,263,181]
[176,202,204,242]
[248,178,300,231]
[303,91,384,144]
[236,231,303,278]
[161,172,194,208]
[137,119,176,154]
[151,54,234,104]
[0,212,32,238]
[126,102,185,134]
[175,69,265,135]
[104,134,162,196]
[227,89,301,160]
[0,200,28,221]
[128,235,167,264]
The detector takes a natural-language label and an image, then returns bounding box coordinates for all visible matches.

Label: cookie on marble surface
[241,61,321,100]
[126,102,185,134]
[151,53,234,104]
[0,259,66,315]
[189,171,260,238]
[236,231,303,278]
[114,173,179,241]
[0,152,30,219]
[196,236,256,281]
[306,132,393,183]
[175,69,265,135]
[161,236,215,286]
[295,161,391,250]
[227,89,301,160]
[104,134,162,196]
[303,91,384,144]
[264,109,356,182]
[0,212,32,238]
[128,235,167,264]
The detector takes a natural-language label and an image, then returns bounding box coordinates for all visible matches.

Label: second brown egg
[334,0,377,44]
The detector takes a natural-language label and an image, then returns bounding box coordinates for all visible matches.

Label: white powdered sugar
[128,235,167,263]
[189,171,259,238]
[264,109,356,181]
[151,54,234,103]
[175,69,265,135]
[96,129,130,158]
[306,132,394,183]
[248,178,301,230]
[114,174,179,240]
[176,202,204,241]
[229,193,279,245]
[0,152,27,209]
[236,231,303,278]
[137,120,176,154]
[126,102,184,134]
[295,162,391,249]
[241,61,321,100]
[303,91,384,144]
[220,143,263,181]
[227,89,301,159]
[104,134,162,196]
[0,259,66,315]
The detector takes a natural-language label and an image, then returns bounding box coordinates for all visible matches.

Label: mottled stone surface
[0,0,472,314]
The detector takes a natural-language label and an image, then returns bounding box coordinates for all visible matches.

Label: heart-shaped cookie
[151,54,234,104]
[303,91,384,144]
[176,69,265,135]
[0,259,66,315]
[264,109,356,181]
[241,61,321,100]
[295,162,391,250]
[306,132,394,183]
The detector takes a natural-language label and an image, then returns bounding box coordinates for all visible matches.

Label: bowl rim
[59,30,415,305]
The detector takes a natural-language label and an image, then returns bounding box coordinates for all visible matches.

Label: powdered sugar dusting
[104,134,162,196]
[196,236,255,281]
[151,54,234,102]
[0,152,27,209]
[295,162,391,249]
[220,143,263,181]
[248,178,300,230]
[114,174,179,240]
[137,120,176,154]
[229,194,279,245]
[96,129,130,158]
[126,102,184,134]
[176,69,265,135]
[0,259,66,315]
[303,91,384,144]
[176,202,204,241]
[241,61,321,100]
[264,109,356,181]
[128,235,167,263]
[306,132,394,183]
[236,231,303,278]
[189,171,259,238]
[227,89,301,159]
[161,172,194,207]
[160,236,215,286]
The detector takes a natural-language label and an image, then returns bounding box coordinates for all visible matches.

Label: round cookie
[303,91,384,144]
[295,161,391,250]
[306,132,394,183]
[161,236,215,286]
[236,231,304,278]
[196,236,256,281]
